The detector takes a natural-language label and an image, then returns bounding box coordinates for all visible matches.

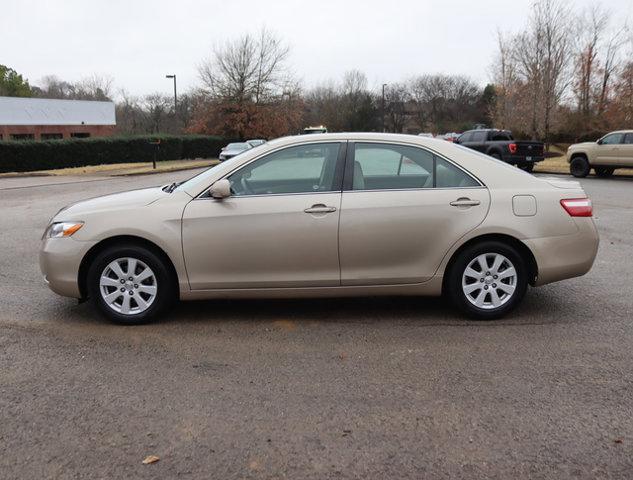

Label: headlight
[47,221,84,238]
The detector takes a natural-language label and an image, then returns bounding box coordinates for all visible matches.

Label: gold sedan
[40,133,599,324]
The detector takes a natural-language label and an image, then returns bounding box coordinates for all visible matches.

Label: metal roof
[0,96,116,126]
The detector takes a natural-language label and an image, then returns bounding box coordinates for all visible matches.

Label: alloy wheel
[99,257,157,315]
[461,253,517,310]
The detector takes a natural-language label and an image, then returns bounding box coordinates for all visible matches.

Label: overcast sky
[2,0,632,98]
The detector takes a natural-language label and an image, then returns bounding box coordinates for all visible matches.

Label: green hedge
[0,135,229,173]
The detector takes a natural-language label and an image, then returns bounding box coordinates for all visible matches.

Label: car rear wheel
[446,241,528,320]
[519,163,534,172]
[570,156,590,178]
[594,167,615,177]
[87,244,174,325]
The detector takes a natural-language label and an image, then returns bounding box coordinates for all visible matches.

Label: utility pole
[381,83,387,132]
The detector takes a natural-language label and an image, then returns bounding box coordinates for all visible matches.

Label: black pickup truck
[455,129,545,172]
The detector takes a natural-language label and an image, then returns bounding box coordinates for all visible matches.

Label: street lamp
[381,83,387,133]
[165,74,177,113]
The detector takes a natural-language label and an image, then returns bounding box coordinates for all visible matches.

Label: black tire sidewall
[570,157,590,177]
[447,241,528,320]
[87,245,173,325]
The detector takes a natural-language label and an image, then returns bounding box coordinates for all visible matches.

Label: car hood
[569,142,595,149]
[56,186,168,219]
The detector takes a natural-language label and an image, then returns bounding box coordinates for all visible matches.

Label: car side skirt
[180,276,444,300]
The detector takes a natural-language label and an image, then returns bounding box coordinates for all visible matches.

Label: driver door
[182,142,345,290]
[595,133,624,165]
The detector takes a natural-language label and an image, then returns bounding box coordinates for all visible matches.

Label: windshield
[226,143,248,149]
[174,154,246,193]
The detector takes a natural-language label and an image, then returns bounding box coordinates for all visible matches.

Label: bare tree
[198,28,290,104]
[573,6,607,116]
[510,0,572,144]
[408,74,482,133]
[143,93,172,133]
[35,73,114,101]
[596,24,627,115]
[384,82,408,133]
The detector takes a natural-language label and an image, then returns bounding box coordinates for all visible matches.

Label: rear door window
[349,143,480,191]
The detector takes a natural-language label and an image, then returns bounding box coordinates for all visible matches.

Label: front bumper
[525,217,599,286]
[39,237,97,298]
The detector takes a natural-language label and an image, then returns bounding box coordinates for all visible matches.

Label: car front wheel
[87,244,174,324]
[446,241,528,320]
[570,156,590,178]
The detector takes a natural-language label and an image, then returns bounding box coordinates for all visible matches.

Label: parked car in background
[219,142,251,161]
[302,126,328,134]
[246,139,266,148]
[40,133,598,324]
[567,130,633,178]
[455,129,544,172]
[418,132,434,138]
[442,132,461,143]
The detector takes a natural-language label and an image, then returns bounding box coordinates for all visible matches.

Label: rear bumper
[39,237,96,298]
[525,217,599,286]
[506,155,545,165]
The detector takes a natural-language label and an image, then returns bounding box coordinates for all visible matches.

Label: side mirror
[209,179,231,199]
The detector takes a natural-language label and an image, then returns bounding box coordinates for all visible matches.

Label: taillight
[508,143,517,154]
[560,198,593,217]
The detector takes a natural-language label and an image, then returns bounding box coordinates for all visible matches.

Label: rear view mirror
[209,179,231,199]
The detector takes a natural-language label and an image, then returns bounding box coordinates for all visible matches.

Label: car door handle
[450,198,481,207]
[304,204,337,214]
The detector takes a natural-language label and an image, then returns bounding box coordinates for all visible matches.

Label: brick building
[0,96,116,141]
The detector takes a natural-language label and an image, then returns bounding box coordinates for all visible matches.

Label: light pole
[165,74,177,113]
[381,83,387,132]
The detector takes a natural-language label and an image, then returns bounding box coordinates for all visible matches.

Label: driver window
[228,143,341,196]
[601,133,623,145]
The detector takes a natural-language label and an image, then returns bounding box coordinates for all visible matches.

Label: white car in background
[219,142,252,161]
[246,139,266,148]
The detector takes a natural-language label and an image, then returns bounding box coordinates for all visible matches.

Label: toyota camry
[40,133,599,324]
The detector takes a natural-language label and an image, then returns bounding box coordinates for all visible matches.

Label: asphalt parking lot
[1,170,632,479]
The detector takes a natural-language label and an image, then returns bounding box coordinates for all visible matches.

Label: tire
[490,153,502,160]
[570,156,590,178]
[594,167,615,177]
[87,244,175,325]
[446,241,528,320]
[519,163,534,173]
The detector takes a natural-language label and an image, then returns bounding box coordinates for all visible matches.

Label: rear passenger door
[622,133,633,166]
[338,142,490,285]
